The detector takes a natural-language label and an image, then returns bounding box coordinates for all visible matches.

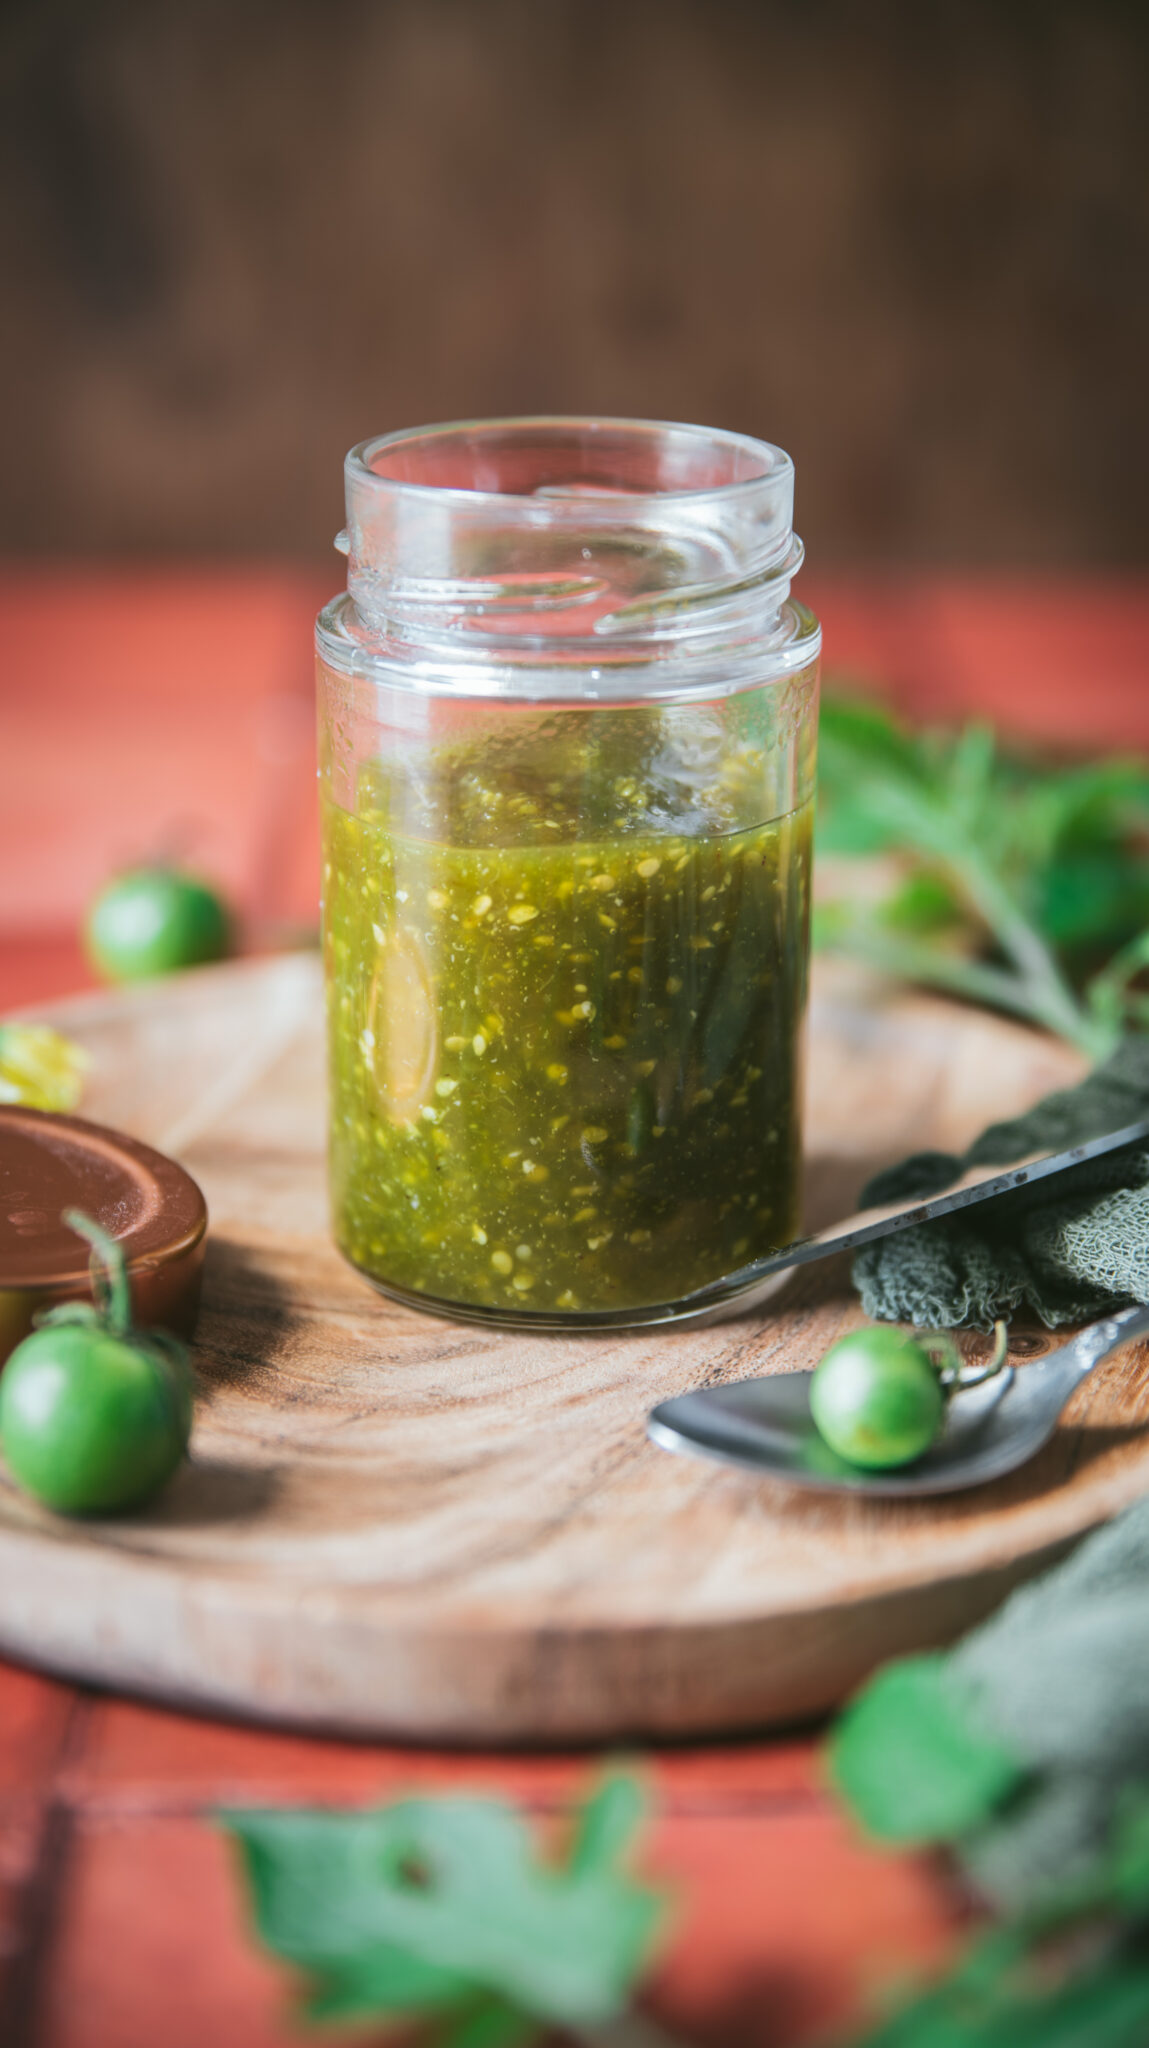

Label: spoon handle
[1067,1302,1149,1386]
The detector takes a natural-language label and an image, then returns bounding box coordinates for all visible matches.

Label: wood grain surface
[0,953,1146,1744]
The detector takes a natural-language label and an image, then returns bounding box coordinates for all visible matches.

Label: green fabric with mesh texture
[852,1038,1149,1328]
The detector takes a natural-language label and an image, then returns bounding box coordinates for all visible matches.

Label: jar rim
[316,588,820,703]
[346,415,794,510]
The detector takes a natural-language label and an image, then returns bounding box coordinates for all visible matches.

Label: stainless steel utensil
[673,1116,1149,1324]
[648,1303,1149,1495]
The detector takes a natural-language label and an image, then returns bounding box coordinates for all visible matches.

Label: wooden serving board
[1,952,1147,1743]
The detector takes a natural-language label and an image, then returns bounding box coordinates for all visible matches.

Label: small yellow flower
[0,1024,88,1112]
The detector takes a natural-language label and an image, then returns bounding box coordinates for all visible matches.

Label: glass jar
[317,417,820,1329]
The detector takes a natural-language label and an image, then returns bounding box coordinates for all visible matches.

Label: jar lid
[0,1107,207,1351]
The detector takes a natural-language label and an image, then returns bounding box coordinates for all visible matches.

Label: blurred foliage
[833,1500,1149,2045]
[0,1022,87,1110]
[815,693,1149,1059]
[224,1772,666,2047]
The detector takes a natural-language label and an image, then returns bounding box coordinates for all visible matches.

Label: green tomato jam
[323,724,811,1320]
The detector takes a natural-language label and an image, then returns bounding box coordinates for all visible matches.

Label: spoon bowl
[648,1305,1149,1496]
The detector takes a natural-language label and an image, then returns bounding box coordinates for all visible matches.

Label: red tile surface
[0,934,96,1013]
[0,1795,52,2027]
[65,1695,822,1814]
[0,566,329,945]
[34,1799,958,2048]
[0,1662,77,1798]
[38,1818,292,2048]
[0,1667,84,2032]
[647,1809,957,2048]
[806,574,1149,751]
[910,579,1149,751]
[0,1653,954,2048]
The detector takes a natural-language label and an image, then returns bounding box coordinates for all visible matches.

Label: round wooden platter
[1,952,1147,1744]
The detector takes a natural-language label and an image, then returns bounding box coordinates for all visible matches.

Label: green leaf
[880,871,964,936]
[568,1768,647,1877]
[304,1944,476,2020]
[1109,1793,1149,1915]
[435,1994,539,2048]
[223,1776,664,2030]
[829,1655,1024,1845]
[1019,759,1149,862]
[853,1940,1149,2048]
[832,1514,1149,2045]
[943,719,997,829]
[812,690,1149,1056]
[816,695,930,854]
[1038,854,1149,954]
[818,694,923,773]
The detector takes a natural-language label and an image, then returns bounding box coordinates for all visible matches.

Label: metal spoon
[647,1303,1149,1496]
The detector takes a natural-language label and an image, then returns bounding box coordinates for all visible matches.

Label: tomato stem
[61,1208,132,1338]
[917,1318,1010,1393]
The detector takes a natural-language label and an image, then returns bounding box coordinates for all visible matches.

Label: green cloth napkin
[852,1036,1149,1328]
[954,1496,1149,1912]
[831,1493,1149,1916]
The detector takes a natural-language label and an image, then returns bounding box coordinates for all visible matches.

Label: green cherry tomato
[85,869,230,983]
[809,1327,944,1470]
[0,1322,191,1515]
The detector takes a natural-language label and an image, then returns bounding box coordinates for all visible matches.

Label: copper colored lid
[0,1107,207,1334]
